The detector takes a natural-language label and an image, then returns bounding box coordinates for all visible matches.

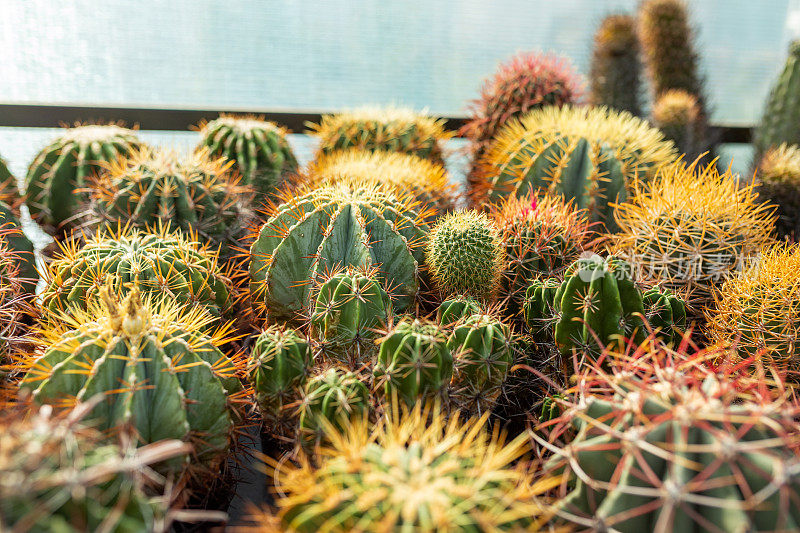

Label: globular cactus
[374,318,453,408]
[307,106,451,164]
[447,314,513,413]
[523,277,561,339]
[20,288,245,468]
[651,89,701,160]
[304,149,456,215]
[426,210,505,302]
[310,265,391,368]
[0,228,34,389]
[753,41,800,159]
[297,367,369,446]
[0,199,37,292]
[755,143,800,240]
[472,106,677,230]
[91,147,252,249]
[246,405,551,533]
[25,124,144,230]
[589,14,643,116]
[614,159,776,312]
[197,115,298,197]
[250,181,429,324]
[538,344,800,532]
[249,326,312,435]
[40,226,235,326]
[0,403,187,533]
[707,244,800,375]
[642,285,686,345]
[436,294,482,328]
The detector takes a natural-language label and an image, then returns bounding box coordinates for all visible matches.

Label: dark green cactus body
[0,201,37,290]
[756,41,800,159]
[642,286,686,344]
[523,277,561,338]
[374,319,453,407]
[447,314,513,413]
[25,125,143,230]
[436,295,482,327]
[539,393,565,423]
[298,368,369,445]
[310,268,391,367]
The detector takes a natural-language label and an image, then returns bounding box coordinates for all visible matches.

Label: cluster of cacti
[472,105,677,229]
[754,40,800,159]
[307,107,451,163]
[589,14,643,116]
[197,115,298,197]
[304,148,456,214]
[250,180,429,323]
[425,210,505,302]
[25,124,144,230]
[614,159,776,311]
[755,143,800,240]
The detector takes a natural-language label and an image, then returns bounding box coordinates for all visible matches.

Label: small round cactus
[756,143,800,240]
[642,285,687,345]
[298,367,370,446]
[426,210,505,302]
[523,277,561,339]
[436,294,482,327]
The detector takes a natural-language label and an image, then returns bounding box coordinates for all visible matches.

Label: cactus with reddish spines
[307,106,451,164]
[754,41,800,159]
[589,14,643,116]
[297,367,370,447]
[436,295,482,328]
[25,124,144,230]
[197,115,298,197]
[642,285,686,345]
[755,143,800,240]
[250,180,429,324]
[0,227,34,390]
[0,174,36,290]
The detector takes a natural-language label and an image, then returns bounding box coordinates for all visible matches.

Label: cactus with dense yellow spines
[304,149,456,214]
[472,106,677,229]
[614,159,776,312]
[756,143,800,240]
[707,244,800,375]
[243,404,554,533]
[307,106,452,164]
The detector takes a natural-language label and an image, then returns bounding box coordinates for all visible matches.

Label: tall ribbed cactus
[756,143,800,240]
[754,40,800,159]
[589,14,643,116]
[297,367,370,446]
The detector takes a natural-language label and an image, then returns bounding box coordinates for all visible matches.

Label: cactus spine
[589,14,643,116]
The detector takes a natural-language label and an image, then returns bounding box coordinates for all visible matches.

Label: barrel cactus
[310,265,391,368]
[21,287,244,467]
[436,294,482,327]
[25,124,143,230]
[426,210,505,302]
[523,277,561,339]
[197,115,298,197]
[0,199,37,291]
[298,367,370,446]
[754,41,800,158]
[642,285,687,345]
[448,314,513,413]
[589,14,643,116]
[472,106,677,230]
[756,143,800,240]
[374,318,452,407]
[250,181,429,324]
[652,89,703,161]
[0,227,34,384]
[307,106,451,164]
[539,345,800,532]
[40,226,235,326]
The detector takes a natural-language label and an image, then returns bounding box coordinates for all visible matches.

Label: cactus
[523,277,561,339]
[589,14,643,116]
[307,106,451,164]
[707,244,800,375]
[538,344,800,532]
[310,265,391,368]
[20,288,244,467]
[436,294,482,327]
[304,149,456,215]
[652,89,702,160]
[0,227,33,386]
[614,159,776,312]
[447,314,513,413]
[247,404,551,532]
[374,318,452,407]
[426,210,505,302]
[642,285,686,345]
[25,124,143,230]
[40,226,235,326]
[472,106,677,230]
[755,143,800,240]
[249,326,312,434]
[754,41,800,158]
[250,181,429,323]
[0,403,187,533]
[197,115,298,197]
[0,198,37,291]
[91,147,251,248]
[297,367,369,446]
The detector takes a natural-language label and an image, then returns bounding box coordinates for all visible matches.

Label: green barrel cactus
[298,367,370,446]
[21,288,243,466]
[523,277,561,338]
[642,286,686,345]
[755,41,800,159]
[310,266,391,368]
[447,314,513,413]
[436,294,482,327]
[250,181,429,324]
[198,115,298,197]
[25,124,144,230]
[374,318,453,407]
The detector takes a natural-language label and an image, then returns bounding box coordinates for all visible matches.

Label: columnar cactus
[426,210,505,302]
[472,106,677,230]
[642,285,686,345]
[310,265,391,368]
[25,124,143,230]
[21,288,244,466]
[436,294,482,327]
[250,181,429,323]
[651,89,702,160]
[374,318,452,407]
[197,115,298,197]
[589,14,643,116]
[756,143,800,240]
[298,367,370,446]
[753,40,800,158]
[307,106,451,164]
